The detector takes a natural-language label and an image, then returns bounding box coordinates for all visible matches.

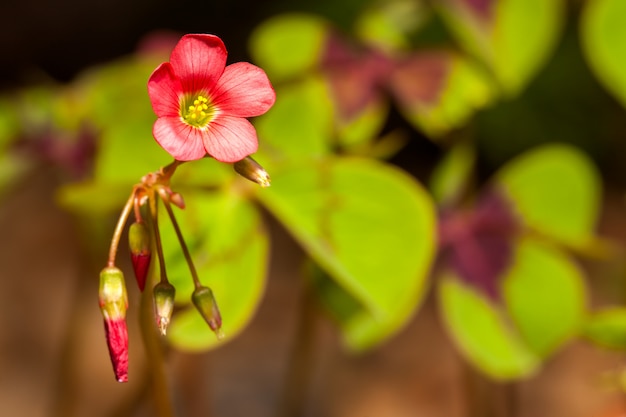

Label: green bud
[192,286,223,338]
[153,281,176,335]
[99,266,128,320]
[129,221,150,255]
[234,156,270,188]
[128,221,151,291]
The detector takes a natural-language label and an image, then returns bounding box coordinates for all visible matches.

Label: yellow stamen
[181,94,215,128]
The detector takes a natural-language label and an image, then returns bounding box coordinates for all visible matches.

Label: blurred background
[3,0,626,416]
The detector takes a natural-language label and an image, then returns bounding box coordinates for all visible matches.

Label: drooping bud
[153,281,176,335]
[128,221,151,291]
[169,192,185,209]
[191,286,223,338]
[98,266,129,383]
[234,156,271,188]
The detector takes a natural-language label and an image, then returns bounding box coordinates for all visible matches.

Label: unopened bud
[129,221,151,291]
[192,286,223,338]
[98,266,129,382]
[99,267,128,319]
[234,156,271,188]
[153,281,176,335]
[170,192,185,209]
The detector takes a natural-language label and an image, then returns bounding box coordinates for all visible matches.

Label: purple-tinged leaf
[438,190,519,299]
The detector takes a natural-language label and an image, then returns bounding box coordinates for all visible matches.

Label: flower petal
[153,117,207,161]
[103,318,128,382]
[202,116,258,162]
[170,34,227,93]
[148,63,183,118]
[211,62,276,117]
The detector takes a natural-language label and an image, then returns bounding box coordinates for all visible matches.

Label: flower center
[181,94,215,128]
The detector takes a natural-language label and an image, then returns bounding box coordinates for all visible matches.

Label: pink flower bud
[192,286,223,337]
[153,281,176,335]
[170,192,185,209]
[128,221,151,291]
[98,267,129,382]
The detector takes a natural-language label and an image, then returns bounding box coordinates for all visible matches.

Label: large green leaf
[162,190,269,351]
[258,158,436,350]
[438,272,539,379]
[255,77,334,161]
[494,144,601,250]
[581,0,626,108]
[502,238,587,356]
[437,0,565,95]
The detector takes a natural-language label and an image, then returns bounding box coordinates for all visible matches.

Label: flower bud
[128,221,151,291]
[234,156,271,188]
[153,281,176,335]
[170,192,185,209]
[98,266,129,382]
[191,286,223,338]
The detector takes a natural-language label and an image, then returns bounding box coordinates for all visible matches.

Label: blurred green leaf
[584,307,626,350]
[56,181,131,215]
[255,77,334,161]
[437,0,565,95]
[354,0,426,52]
[0,152,33,198]
[438,272,539,379]
[429,142,475,206]
[395,52,495,137]
[0,97,20,150]
[258,158,436,350]
[249,13,329,82]
[494,144,601,250]
[164,190,269,351]
[169,158,233,190]
[336,98,389,152]
[581,0,626,109]
[502,238,587,356]
[77,56,172,184]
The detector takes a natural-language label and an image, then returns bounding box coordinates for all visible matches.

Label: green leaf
[55,181,130,215]
[584,307,626,350]
[437,0,565,95]
[0,152,33,199]
[258,157,436,350]
[249,13,329,82]
[438,272,539,379]
[581,0,626,109]
[255,77,334,161]
[494,144,601,250]
[354,0,426,52]
[429,142,475,206]
[164,191,269,351]
[0,97,20,150]
[396,52,495,137]
[336,99,389,152]
[502,238,587,356]
[78,56,172,185]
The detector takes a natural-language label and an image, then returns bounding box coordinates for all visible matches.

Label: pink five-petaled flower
[147,34,276,163]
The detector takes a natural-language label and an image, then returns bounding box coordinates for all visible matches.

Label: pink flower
[148,34,276,162]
